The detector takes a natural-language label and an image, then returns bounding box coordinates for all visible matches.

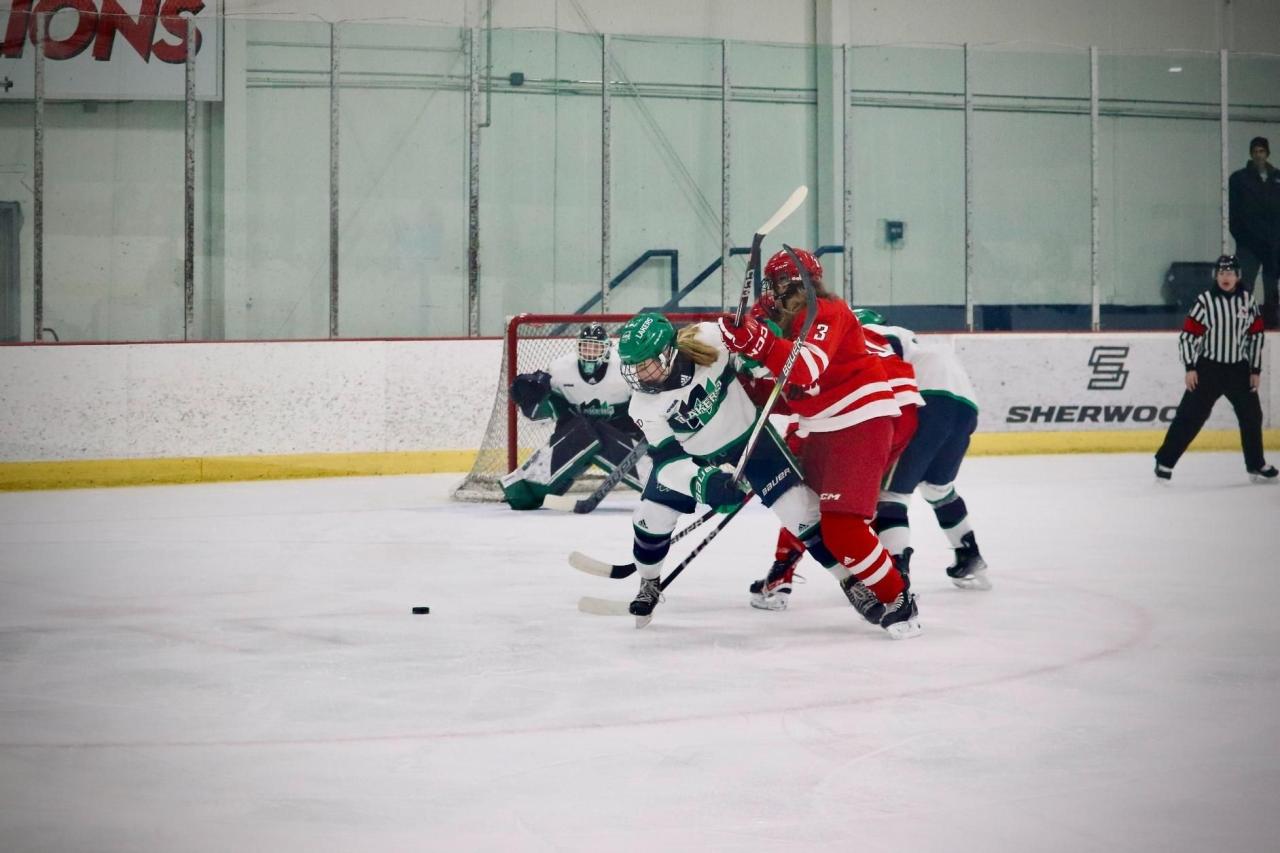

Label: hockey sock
[873,492,911,557]
[632,525,672,579]
[926,489,974,549]
[820,513,904,604]
[775,527,805,562]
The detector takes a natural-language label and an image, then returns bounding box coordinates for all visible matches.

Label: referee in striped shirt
[1155,254,1276,482]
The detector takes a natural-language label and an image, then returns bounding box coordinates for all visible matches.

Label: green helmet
[617,312,677,393]
[852,307,885,326]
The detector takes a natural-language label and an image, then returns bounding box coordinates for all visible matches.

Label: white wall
[1,332,1274,464]
[218,0,1280,52]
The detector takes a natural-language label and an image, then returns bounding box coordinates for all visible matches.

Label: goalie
[500,323,651,510]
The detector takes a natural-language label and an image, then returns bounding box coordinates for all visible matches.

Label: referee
[1155,254,1276,483]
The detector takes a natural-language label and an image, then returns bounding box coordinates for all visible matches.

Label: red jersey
[757,297,900,434]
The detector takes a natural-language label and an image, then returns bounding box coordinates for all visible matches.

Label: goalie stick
[734,185,808,326]
[543,439,648,514]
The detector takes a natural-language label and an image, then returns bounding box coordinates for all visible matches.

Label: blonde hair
[676,323,719,366]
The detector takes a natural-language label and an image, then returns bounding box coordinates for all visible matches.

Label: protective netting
[453,312,721,502]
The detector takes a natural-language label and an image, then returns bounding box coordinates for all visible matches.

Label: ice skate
[1248,465,1278,484]
[896,547,913,580]
[946,532,991,590]
[1154,462,1172,483]
[629,576,663,628]
[749,551,803,611]
[840,575,886,625]
[879,590,922,640]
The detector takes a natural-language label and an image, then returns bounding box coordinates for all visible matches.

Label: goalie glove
[691,466,748,513]
[510,370,553,420]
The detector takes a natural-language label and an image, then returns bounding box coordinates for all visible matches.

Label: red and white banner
[0,0,221,101]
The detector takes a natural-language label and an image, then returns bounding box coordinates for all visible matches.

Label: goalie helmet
[617,313,677,394]
[852,307,885,326]
[577,323,610,373]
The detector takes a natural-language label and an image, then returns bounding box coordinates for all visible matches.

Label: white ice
[1,452,1278,853]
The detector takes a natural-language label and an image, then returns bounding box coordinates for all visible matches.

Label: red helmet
[763,248,822,285]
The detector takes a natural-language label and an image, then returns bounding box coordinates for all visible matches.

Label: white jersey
[546,347,634,418]
[866,323,978,412]
[627,322,759,498]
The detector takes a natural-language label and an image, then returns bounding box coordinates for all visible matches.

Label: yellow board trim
[1,430,1277,492]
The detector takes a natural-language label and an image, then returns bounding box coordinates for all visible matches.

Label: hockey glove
[511,371,553,420]
[718,315,776,362]
[692,466,747,513]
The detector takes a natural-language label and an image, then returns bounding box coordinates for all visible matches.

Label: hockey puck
[411,606,430,615]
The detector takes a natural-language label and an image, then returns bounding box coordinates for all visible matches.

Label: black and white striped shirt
[1178,287,1264,372]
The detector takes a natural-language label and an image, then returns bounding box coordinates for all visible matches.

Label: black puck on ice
[411,606,430,615]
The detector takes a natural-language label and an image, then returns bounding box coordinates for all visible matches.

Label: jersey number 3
[813,324,829,341]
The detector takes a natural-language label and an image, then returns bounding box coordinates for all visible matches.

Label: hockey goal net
[453,312,724,502]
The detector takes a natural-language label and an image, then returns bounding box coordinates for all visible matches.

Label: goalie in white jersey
[615,312,845,623]
[500,324,651,510]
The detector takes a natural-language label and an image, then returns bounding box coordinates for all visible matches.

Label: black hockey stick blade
[566,504,721,581]
[733,185,808,325]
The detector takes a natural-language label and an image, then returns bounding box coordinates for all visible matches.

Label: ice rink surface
[1,451,1278,852]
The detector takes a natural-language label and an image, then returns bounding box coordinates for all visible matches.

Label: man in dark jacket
[1229,136,1280,329]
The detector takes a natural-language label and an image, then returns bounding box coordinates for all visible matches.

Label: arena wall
[1,332,1276,489]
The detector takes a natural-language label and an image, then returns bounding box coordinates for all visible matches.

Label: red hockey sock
[820,512,904,603]
[775,527,805,562]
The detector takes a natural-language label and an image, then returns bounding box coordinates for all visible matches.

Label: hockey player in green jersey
[615,312,845,626]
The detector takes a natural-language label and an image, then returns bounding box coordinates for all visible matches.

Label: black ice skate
[629,576,663,628]
[840,575,886,625]
[1248,464,1278,484]
[749,551,803,611]
[1154,462,1173,483]
[896,547,914,580]
[878,590,922,640]
[946,532,991,590]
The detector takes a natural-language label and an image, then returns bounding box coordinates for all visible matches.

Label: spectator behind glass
[1228,136,1280,329]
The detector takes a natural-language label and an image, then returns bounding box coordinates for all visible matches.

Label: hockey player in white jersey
[615,312,848,625]
[500,324,651,510]
[857,309,989,590]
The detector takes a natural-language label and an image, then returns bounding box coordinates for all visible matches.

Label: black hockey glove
[511,371,552,420]
[692,466,747,513]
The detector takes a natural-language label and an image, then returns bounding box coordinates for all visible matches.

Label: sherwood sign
[0,0,220,100]
[948,334,1265,433]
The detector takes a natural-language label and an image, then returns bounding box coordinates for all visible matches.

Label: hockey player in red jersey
[752,318,923,610]
[718,248,921,638]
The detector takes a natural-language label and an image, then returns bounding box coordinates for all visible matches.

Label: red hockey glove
[718,315,776,362]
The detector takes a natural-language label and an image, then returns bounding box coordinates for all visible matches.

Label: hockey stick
[543,439,648,514]
[733,186,808,326]
[568,502,721,578]
[576,493,755,617]
[729,244,819,486]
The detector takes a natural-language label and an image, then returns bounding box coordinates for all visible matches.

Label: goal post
[452,312,724,502]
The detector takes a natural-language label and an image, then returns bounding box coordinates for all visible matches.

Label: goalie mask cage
[453,312,724,502]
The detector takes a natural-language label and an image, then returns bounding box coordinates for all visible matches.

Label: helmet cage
[620,345,677,394]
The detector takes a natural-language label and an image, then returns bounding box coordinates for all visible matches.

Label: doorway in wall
[0,201,19,341]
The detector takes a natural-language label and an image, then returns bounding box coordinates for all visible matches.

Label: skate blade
[951,572,992,591]
[749,592,789,611]
[1250,473,1277,485]
[634,613,654,629]
[884,617,923,640]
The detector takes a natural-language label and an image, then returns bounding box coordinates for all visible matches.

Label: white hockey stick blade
[569,550,637,579]
[754,185,808,238]
[577,596,632,616]
[542,494,581,512]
